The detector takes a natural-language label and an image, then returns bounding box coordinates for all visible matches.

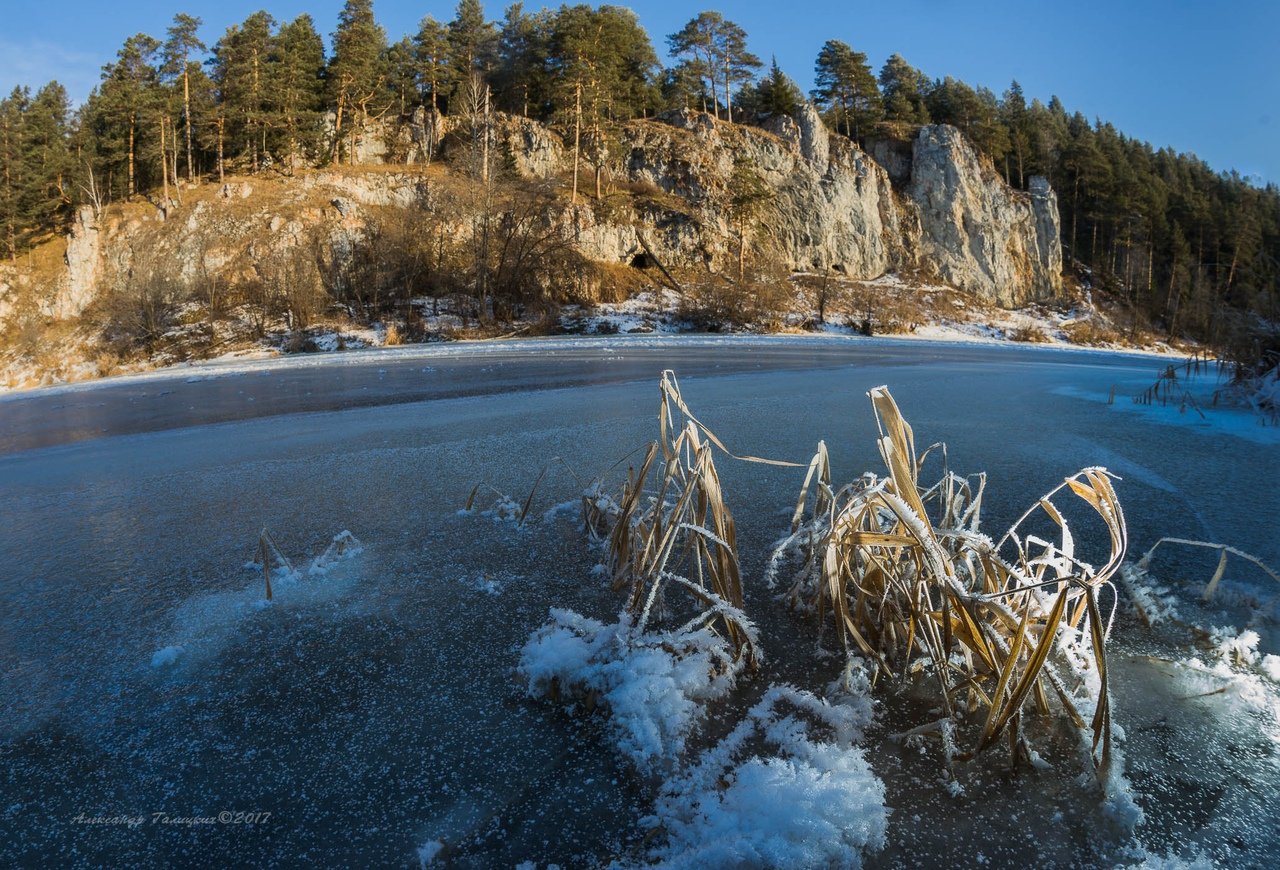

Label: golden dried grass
[588,372,802,668]
[772,386,1128,777]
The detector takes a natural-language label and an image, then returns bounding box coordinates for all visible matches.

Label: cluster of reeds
[583,371,791,668]
[462,484,527,524]
[1134,354,1222,417]
[769,386,1129,777]
[253,528,363,599]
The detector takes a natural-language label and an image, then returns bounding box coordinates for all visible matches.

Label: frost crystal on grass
[1118,564,1181,626]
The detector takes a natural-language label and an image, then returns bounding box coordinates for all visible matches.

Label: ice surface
[1,337,1277,867]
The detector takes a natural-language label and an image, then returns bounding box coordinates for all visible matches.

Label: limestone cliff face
[6,105,1066,333]
[58,207,103,319]
[501,106,1059,302]
[908,125,1063,306]
[0,205,103,325]
[554,105,906,278]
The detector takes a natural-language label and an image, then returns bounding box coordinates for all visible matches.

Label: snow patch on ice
[646,685,887,869]
[460,571,518,596]
[481,495,523,524]
[308,530,363,575]
[1124,848,1215,869]
[416,839,444,867]
[151,532,365,666]
[1053,382,1280,445]
[150,645,184,668]
[518,609,741,770]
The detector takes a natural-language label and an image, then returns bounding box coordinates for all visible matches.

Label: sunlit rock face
[908,124,1063,306]
[24,106,1066,334]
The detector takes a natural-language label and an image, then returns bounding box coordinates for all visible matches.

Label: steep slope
[0,105,1063,341]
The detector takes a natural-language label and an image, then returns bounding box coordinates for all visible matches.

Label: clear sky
[2,0,1276,184]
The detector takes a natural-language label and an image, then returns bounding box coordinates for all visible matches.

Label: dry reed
[770,386,1129,777]
[1135,537,1279,602]
[256,528,295,600]
[1133,353,1224,417]
[584,371,802,668]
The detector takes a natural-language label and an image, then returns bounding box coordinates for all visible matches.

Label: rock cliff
[493,104,1059,303]
[3,103,1064,333]
[908,125,1062,306]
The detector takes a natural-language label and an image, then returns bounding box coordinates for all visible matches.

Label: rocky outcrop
[0,206,104,326]
[864,137,913,186]
[500,106,1058,301]
[908,125,1062,306]
[57,206,102,319]
[497,114,565,179]
[594,105,905,277]
[301,170,430,209]
[4,105,1066,337]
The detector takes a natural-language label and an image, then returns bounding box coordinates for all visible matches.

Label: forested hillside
[1,0,1277,348]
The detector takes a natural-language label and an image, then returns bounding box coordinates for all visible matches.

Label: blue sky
[2,0,1276,183]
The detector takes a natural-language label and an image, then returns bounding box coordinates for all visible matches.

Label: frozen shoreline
[0,330,1185,402]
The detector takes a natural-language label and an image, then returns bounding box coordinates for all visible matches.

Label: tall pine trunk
[160,117,169,205]
[127,114,136,197]
[571,82,581,205]
[183,66,194,183]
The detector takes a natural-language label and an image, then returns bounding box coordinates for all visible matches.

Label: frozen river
[1,336,1277,867]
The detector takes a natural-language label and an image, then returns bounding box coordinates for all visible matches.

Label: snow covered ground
[0,338,1276,867]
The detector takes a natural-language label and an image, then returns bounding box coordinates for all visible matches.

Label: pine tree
[750,57,800,118]
[98,34,162,198]
[0,88,29,258]
[660,62,710,114]
[878,54,930,125]
[550,4,659,199]
[22,82,73,233]
[211,12,276,171]
[271,15,326,172]
[413,16,454,114]
[493,3,550,117]
[714,18,760,121]
[386,37,419,116]
[328,0,390,164]
[162,14,205,183]
[668,12,760,122]
[668,13,720,117]
[1000,80,1032,187]
[0,81,73,255]
[448,0,497,82]
[811,40,880,140]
